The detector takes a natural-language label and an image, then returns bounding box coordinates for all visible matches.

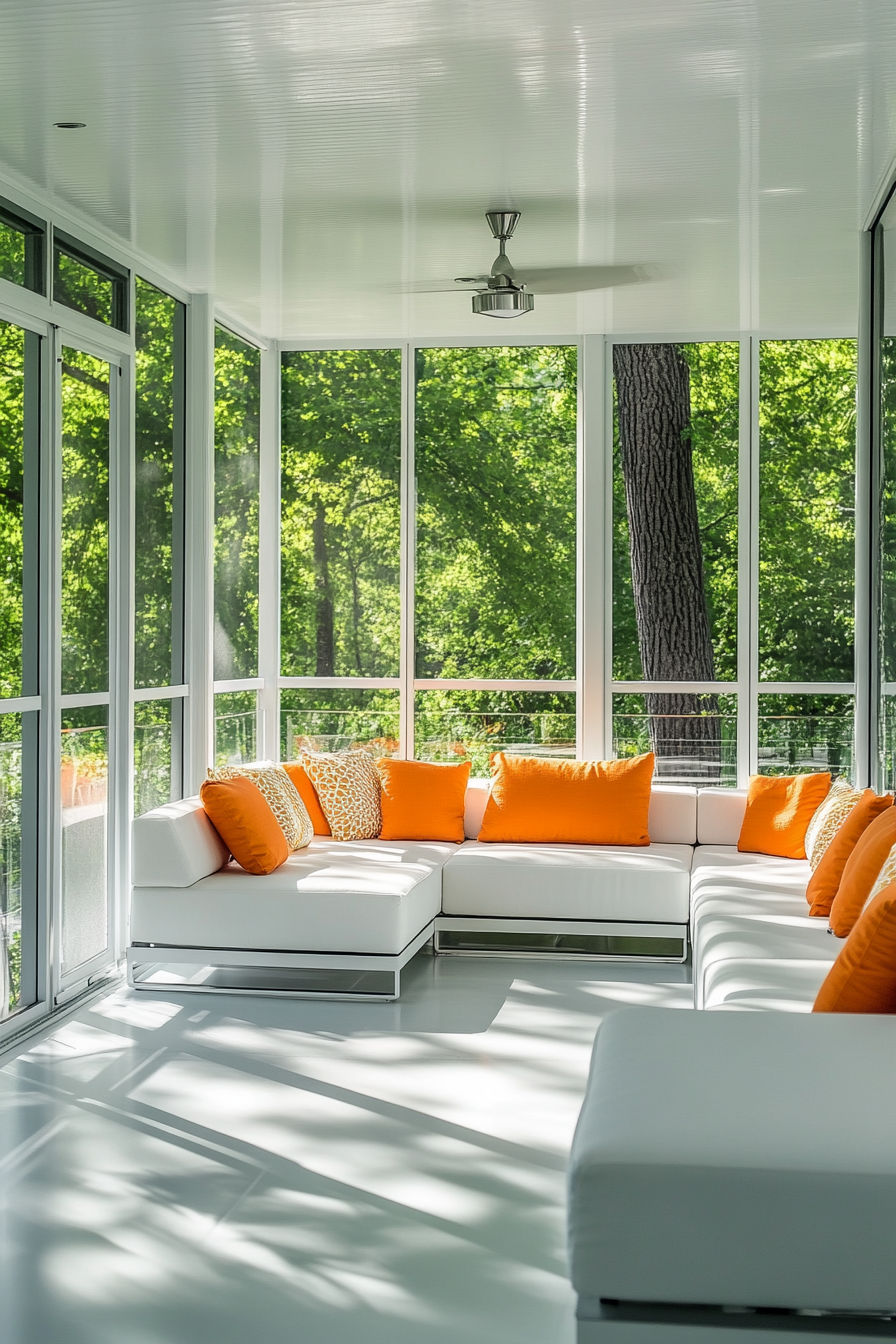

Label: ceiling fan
[450,211,653,318]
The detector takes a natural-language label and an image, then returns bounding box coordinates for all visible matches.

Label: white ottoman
[568,1007,896,1341]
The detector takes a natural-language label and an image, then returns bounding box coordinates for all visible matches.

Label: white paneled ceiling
[0,0,895,339]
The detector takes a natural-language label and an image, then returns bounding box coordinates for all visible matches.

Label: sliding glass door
[0,316,40,1020]
[58,343,116,987]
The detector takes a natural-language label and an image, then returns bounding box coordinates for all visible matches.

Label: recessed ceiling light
[53,121,86,129]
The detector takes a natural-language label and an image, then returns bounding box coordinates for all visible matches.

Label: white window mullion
[578,333,607,760]
[737,335,753,788]
[747,334,761,781]
[258,341,281,762]
[399,342,415,759]
[183,293,215,792]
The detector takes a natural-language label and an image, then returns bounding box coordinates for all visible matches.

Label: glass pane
[415,690,576,776]
[757,694,854,779]
[61,347,110,696]
[415,346,576,679]
[215,691,257,767]
[879,694,896,793]
[0,320,27,698]
[0,207,43,294]
[0,714,28,1018]
[61,708,108,972]
[134,699,179,817]
[878,197,896,787]
[280,350,401,677]
[0,220,26,288]
[53,245,126,329]
[612,693,737,786]
[214,328,260,679]
[613,342,738,681]
[280,689,399,759]
[758,340,856,682]
[135,278,185,689]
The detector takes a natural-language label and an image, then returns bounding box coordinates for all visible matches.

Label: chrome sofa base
[126,921,435,1001]
[577,1300,896,1341]
[434,916,688,962]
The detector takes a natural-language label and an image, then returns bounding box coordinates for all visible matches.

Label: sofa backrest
[464,781,698,844]
[133,779,706,888]
[696,788,747,845]
[133,796,228,887]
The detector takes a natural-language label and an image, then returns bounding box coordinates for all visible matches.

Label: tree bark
[313,500,335,677]
[613,344,721,781]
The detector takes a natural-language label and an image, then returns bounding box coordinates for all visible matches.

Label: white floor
[0,952,692,1344]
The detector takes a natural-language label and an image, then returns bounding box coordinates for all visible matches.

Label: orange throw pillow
[199,776,289,875]
[283,762,331,836]
[828,806,896,938]
[806,790,893,918]
[477,752,654,846]
[737,773,831,860]
[377,759,471,842]
[814,883,896,1013]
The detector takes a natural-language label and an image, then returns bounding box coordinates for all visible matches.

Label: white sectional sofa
[130,778,843,1003]
[129,780,701,998]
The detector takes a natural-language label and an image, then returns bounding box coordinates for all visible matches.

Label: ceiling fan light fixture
[472,289,534,319]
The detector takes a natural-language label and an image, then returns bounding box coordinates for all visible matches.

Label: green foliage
[415,690,575,775]
[215,690,257,766]
[879,337,896,684]
[415,345,577,681]
[280,349,401,677]
[54,251,113,325]
[613,341,739,680]
[0,321,24,698]
[280,688,399,759]
[214,328,260,679]
[134,698,175,816]
[759,339,856,681]
[135,278,181,689]
[0,223,25,288]
[61,348,109,696]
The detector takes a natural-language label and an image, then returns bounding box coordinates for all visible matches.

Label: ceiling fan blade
[514,264,654,295]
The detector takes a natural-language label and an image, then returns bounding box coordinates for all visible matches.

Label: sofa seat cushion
[703,958,835,1012]
[568,1006,896,1313]
[441,841,691,922]
[690,846,833,1008]
[130,837,451,955]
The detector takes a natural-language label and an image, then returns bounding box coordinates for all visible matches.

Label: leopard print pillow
[208,763,313,850]
[301,750,382,841]
[804,776,861,870]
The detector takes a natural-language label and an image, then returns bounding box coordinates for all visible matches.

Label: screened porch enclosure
[213,334,859,789]
[0,173,886,1053]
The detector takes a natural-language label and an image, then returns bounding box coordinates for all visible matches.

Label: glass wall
[214,326,261,760]
[60,347,112,977]
[133,277,186,814]
[758,339,857,776]
[612,342,739,782]
[0,316,38,1020]
[876,192,896,790]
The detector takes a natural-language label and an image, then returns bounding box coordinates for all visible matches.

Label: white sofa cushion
[569,1006,896,1313]
[132,796,229,887]
[690,847,838,1008]
[130,837,451,955]
[696,787,747,845]
[704,958,834,1012]
[441,841,691,922]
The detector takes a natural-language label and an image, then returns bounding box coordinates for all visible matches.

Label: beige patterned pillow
[301,750,382,841]
[804,777,861,870]
[867,841,896,908]
[208,763,313,850]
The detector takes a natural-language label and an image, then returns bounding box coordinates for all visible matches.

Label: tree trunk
[313,500,335,677]
[613,344,721,782]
